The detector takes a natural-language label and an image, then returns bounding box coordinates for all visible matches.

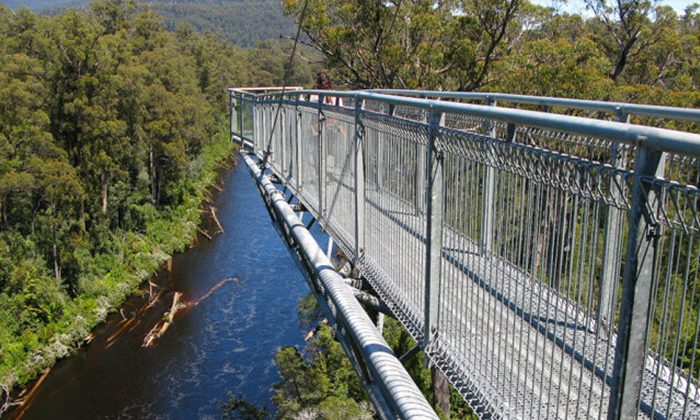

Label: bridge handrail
[368,89,700,122]
[230,88,700,419]
[228,86,304,94]
[247,89,700,157]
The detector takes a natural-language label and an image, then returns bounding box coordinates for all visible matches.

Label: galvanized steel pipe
[246,89,700,157]
[242,153,438,420]
[368,89,700,122]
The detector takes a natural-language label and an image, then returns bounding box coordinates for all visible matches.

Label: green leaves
[272,325,370,419]
[0,0,244,389]
[284,0,523,90]
[287,0,699,100]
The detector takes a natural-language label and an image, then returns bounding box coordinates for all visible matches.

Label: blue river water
[16,159,317,419]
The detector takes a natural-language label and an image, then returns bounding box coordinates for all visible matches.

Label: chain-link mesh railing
[230,88,700,419]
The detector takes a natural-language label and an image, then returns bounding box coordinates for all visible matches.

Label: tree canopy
[4,0,299,48]
[0,0,317,391]
[283,0,700,109]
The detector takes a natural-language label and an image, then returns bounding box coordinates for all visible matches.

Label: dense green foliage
[150,0,297,48]
[272,326,372,419]
[284,0,700,110]
[4,0,298,48]
[254,294,476,419]
[0,0,314,391]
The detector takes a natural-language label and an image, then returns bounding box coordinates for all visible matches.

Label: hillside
[2,0,84,8]
[2,0,296,47]
[152,0,296,47]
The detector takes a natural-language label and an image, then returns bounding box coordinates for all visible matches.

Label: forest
[1,0,700,418]
[284,0,699,111]
[0,0,316,395]
[4,0,298,48]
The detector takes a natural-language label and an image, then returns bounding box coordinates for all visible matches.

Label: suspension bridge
[230,87,700,419]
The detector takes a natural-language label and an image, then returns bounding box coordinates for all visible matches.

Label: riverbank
[0,123,236,405]
[6,152,313,418]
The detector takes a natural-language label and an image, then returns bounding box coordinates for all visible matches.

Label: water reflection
[16,162,311,419]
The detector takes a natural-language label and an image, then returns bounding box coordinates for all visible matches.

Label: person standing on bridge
[309,71,342,107]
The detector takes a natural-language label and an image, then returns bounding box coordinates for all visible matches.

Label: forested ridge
[148,0,297,48]
[0,0,315,395]
[2,1,84,10]
[3,0,297,48]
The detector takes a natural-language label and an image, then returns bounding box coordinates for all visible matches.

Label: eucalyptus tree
[584,0,666,81]
[283,0,524,90]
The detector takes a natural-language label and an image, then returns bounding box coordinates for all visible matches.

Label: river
[12,159,315,419]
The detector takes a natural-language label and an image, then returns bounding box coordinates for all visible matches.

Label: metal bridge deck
[324,173,700,419]
[230,87,700,419]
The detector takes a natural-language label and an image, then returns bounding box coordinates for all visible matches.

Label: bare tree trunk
[101,172,109,214]
[610,36,637,81]
[432,366,450,417]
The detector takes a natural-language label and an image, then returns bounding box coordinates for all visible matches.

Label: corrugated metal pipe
[242,152,438,420]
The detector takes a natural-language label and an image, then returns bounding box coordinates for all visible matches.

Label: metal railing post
[599,110,630,328]
[424,108,445,345]
[415,112,427,215]
[354,98,366,263]
[296,100,303,192]
[481,98,497,255]
[238,93,242,139]
[229,91,238,141]
[280,106,286,176]
[608,143,666,419]
[319,96,327,219]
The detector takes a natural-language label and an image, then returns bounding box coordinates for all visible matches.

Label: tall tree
[283,0,523,90]
[447,0,523,90]
[585,0,660,81]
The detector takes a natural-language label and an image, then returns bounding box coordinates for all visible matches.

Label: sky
[531,0,699,16]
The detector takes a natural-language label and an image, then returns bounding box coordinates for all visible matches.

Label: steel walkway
[231,88,700,419]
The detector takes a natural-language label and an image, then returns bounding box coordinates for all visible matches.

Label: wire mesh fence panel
[270,106,285,170]
[364,100,390,115]
[634,176,700,419]
[235,91,700,420]
[665,154,700,188]
[242,98,255,141]
[322,109,357,253]
[433,126,632,418]
[281,105,297,181]
[252,102,262,153]
[510,125,634,167]
[394,104,427,122]
[230,95,239,139]
[256,104,275,156]
[363,113,423,208]
[360,111,429,337]
[443,112,489,135]
[299,106,320,213]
